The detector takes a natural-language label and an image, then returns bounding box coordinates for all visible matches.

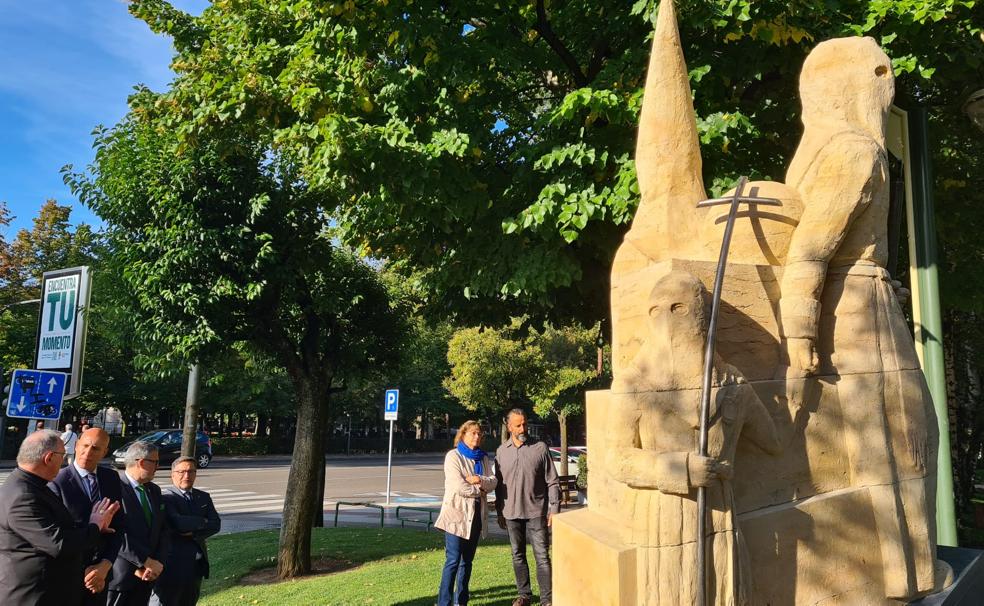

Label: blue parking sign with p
[384,389,399,421]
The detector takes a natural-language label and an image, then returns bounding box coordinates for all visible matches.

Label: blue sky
[0,0,209,236]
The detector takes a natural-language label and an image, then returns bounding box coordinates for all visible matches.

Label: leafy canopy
[125,0,982,327]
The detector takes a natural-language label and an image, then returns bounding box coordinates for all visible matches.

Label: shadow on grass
[390,583,519,606]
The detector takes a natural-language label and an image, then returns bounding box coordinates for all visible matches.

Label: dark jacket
[108,476,169,592]
[49,464,126,568]
[159,486,220,581]
[0,468,101,605]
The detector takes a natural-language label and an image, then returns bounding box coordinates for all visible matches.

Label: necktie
[135,484,153,526]
[86,474,100,504]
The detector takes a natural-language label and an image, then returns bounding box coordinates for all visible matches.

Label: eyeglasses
[140,458,160,468]
[49,450,67,458]
[172,470,196,475]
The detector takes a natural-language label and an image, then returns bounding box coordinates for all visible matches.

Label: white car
[550,446,586,478]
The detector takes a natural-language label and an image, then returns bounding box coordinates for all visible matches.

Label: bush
[576,453,588,490]
[210,436,281,456]
[208,435,461,456]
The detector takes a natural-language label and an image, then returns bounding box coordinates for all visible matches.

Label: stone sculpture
[552,1,951,604]
[609,270,781,605]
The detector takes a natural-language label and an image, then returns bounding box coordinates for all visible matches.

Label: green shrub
[576,453,588,490]
[210,436,278,456]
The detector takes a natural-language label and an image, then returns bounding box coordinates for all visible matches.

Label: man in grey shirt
[495,408,559,606]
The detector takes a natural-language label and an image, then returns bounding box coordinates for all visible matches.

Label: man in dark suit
[0,430,119,605]
[107,441,170,606]
[151,456,221,606]
[50,427,127,604]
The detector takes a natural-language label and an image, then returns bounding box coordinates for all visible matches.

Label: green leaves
[101,0,983,333]
[444,320,601,421]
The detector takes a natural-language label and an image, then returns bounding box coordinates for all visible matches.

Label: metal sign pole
[385,419,395,505]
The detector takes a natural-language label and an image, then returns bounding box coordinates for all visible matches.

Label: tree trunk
[559,411,569,477]
[277,375,328,579]
[181,364,201,458]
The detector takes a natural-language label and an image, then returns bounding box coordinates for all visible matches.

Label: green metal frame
[332,501,385,528]
[395,506,439,530]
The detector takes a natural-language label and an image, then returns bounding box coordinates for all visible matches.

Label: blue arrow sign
[6,369,67,420]
[384,389,399,421]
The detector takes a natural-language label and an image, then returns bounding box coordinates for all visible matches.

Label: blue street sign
[6,369,67,420]
[384,389,399,421]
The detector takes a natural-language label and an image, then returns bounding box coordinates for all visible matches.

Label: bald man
[0,430,119,605]
[50,428,127,605]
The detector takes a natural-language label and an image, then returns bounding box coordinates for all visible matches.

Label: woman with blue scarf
[434,421,497,606]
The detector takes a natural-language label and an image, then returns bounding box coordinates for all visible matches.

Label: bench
[395,506,439,530]
[332,501,385,528]
[558,475,578,507]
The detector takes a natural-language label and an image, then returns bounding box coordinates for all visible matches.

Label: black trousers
[150,576,202,606]
[106,583,154,606]
[81,588,109,606]
[505,516,552,604]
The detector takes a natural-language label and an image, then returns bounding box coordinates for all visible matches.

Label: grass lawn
[201,527,542,606]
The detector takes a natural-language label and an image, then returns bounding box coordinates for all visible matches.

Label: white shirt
[74,462,97,498]
[61,431,78,454]
[73,461,93,481]
[124,471,142,491]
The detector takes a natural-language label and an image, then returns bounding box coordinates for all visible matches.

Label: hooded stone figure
[776,37,946,599]
[608,270,781,606]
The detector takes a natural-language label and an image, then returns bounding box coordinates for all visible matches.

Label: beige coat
[434,449,497,540]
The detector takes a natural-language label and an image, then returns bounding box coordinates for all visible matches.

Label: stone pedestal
[552,389,937,605]
[910,547,984,605]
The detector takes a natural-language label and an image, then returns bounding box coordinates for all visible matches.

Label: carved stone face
[647,270,707,356]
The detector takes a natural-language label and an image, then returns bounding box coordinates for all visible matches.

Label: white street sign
[34,266,91,398]
[384,388,399,504]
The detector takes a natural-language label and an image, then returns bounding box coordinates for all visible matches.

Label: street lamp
[964,88,984,133]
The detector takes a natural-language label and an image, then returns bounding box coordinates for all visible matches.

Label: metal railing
[332,501,384,528]
[395,506,439,530]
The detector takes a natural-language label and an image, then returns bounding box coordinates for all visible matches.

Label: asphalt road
[194,453,447,514]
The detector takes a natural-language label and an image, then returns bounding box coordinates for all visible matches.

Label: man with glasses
[50,427,127,604]
[151,456,220,606]
[0,430,120,604]
[108,441,170,606]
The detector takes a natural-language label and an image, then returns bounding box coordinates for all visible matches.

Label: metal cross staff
[694,177,781,606]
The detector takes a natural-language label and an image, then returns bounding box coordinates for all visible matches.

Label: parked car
[549,446,586,478]
[112,429,213,469]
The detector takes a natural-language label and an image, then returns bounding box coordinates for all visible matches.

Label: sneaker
[511,598,531,606]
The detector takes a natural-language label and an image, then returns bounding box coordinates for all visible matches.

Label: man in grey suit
[151,456,221,606]
[107,441,170,606]
[0,430,119,605]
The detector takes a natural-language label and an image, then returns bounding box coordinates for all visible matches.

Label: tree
[0,201,100,394]
[124,0,981,328]
[529,322,600,476]
[65,108,408,578]
[123,0,982,537]
[444,325,541,439]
